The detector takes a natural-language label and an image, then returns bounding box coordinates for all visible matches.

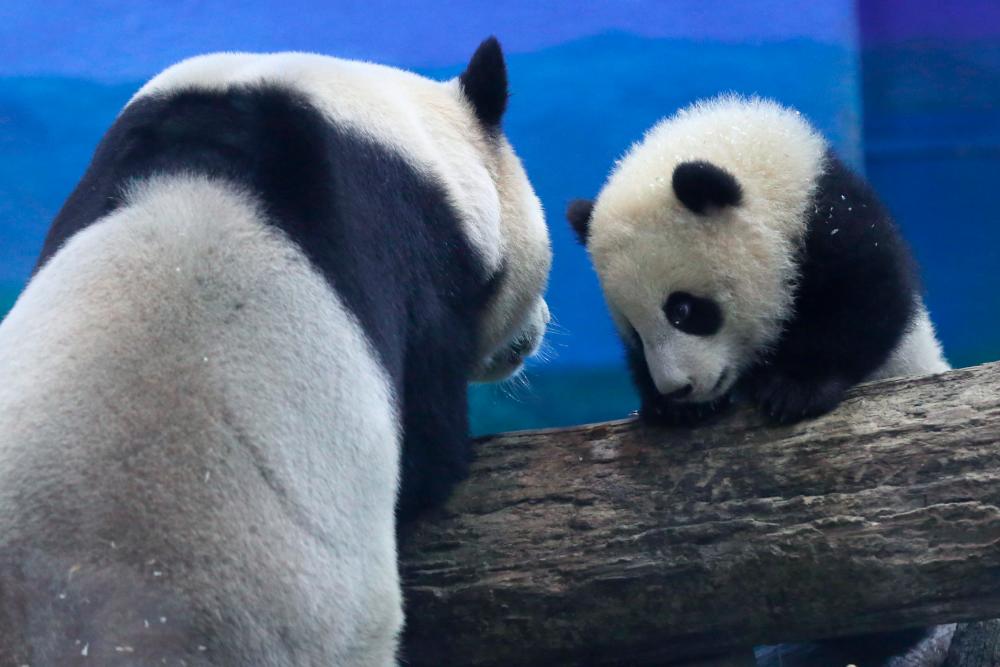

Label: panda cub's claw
[754,372,851,424]
[640,393,732,427]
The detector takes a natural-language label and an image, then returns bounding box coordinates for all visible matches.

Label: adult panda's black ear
[459,36,508,129]
[566,199,594,245]
[672,161,743,215]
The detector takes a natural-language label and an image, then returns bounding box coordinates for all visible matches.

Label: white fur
[0,177,402,664]
[588,95,827,400]
[871,306,950,380]
[134,52,551,367]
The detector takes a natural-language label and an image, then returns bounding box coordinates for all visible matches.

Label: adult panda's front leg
[395,341,475,525]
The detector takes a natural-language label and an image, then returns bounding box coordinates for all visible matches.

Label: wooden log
[399,362,1000,666]
[682,650,759,667]
[944,620,1000,667]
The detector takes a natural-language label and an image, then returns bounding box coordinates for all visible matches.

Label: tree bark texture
[399,362,1000,666]
[944,620,1000,667]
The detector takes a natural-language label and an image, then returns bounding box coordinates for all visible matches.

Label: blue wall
[860,0,1000,370]
[0,2,994,433]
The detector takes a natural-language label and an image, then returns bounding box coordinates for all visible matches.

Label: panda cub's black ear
[672,160,743,215]
[566,199,594,245]
[459,36,508,129]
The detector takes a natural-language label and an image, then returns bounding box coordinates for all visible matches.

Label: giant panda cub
[0,40,551,666]
[567,95,953,666]
[568,94,948,426]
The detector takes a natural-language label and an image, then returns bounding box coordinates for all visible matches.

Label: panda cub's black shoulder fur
[745,150,920,422]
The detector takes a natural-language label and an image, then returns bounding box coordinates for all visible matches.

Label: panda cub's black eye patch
[664,292,723,336]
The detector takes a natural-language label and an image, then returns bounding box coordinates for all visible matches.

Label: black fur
[35,84,500,524]
[746,150,919,423]
[664,291,724,336]
[672,160,743,214]
[566,198,594,244]
[459,36,508,130]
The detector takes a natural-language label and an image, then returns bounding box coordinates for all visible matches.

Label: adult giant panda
[0,39,551,666]
[567,95,953,666]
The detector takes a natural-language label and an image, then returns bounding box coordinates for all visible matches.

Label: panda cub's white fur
[873,304,949,380]
[571,95,947,428]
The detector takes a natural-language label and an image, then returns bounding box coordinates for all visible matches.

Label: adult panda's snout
[507,299,549,361]
[473,298,549,383]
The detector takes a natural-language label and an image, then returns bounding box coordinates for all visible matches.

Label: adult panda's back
[0,176,402,665]
[38,66,495,388]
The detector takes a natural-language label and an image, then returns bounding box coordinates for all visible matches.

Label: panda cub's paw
[753,372,851,424]
[640,394,732,427]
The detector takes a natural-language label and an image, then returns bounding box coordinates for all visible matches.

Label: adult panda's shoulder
[35,56,495,382]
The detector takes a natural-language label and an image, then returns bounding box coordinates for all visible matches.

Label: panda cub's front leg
[748,365,853,425]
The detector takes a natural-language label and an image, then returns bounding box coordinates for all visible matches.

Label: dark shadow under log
[399,362,1000,666]
[944,620,1000,667]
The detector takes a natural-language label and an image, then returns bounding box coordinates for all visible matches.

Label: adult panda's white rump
[0,176,402,665]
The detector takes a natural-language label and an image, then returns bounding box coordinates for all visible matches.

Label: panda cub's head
[568,96,827,405]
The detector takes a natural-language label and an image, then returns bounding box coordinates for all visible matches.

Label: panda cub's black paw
[753,372,851,424]
[639,393,732,427]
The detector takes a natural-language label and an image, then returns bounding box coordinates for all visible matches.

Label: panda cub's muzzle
[475,299,550,382]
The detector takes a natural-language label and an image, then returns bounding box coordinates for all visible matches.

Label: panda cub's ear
[459,36,509,129]
[566,199,594,245]
[672,160,743,215]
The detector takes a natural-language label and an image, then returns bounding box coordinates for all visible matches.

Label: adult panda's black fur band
[566,198,594,244]
[36,85,500,525]
[459,36,509,129]
[672,160,743,214]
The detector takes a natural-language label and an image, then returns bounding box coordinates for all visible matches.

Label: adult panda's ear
[566,199,594,245]
[459,36,508,129]
[672,161,743,215]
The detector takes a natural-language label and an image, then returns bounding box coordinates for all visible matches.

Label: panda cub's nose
[661,384,693,401]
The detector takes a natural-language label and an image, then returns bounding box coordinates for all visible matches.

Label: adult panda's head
[450,38,553,381]
[568,96,826,403]
[133,38,551,383]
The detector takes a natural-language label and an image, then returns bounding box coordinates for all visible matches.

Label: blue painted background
[0,1,996,433]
